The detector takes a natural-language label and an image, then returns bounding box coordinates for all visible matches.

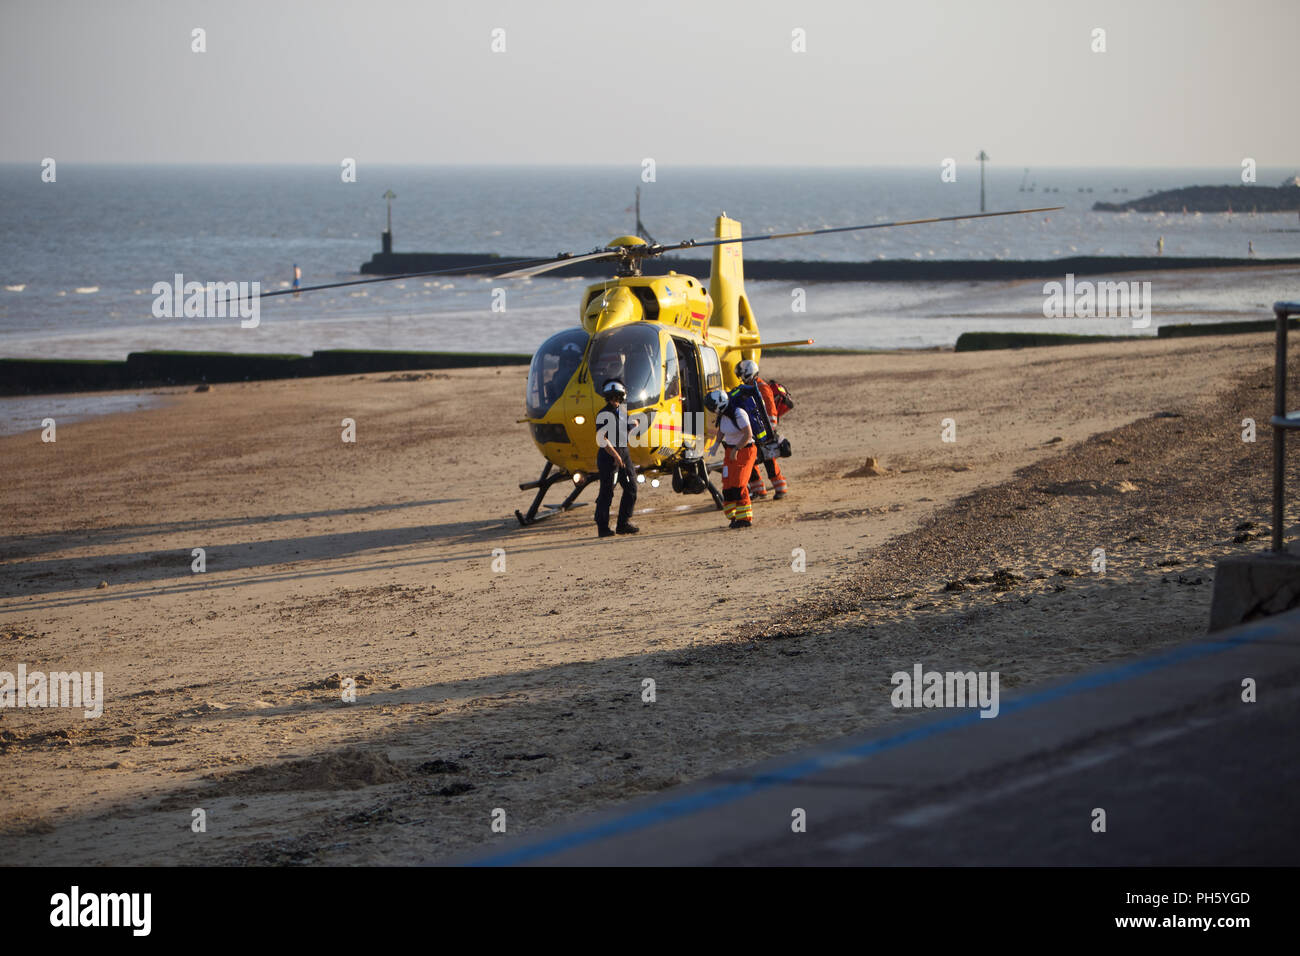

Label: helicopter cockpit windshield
[587,324,663,410]
[526,327,588,418]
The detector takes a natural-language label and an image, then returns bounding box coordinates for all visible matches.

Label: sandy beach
[1,332,1293,864]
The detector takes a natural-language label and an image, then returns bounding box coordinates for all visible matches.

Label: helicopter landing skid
[678,457,726,511]
[517,460,725,526]
[703,460,725,510]
[515,463,594,527]
[705,476,725,510]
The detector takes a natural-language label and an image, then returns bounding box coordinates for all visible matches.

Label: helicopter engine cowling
[579,273,713,339]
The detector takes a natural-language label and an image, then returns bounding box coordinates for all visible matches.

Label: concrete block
[1209,552,1300,632]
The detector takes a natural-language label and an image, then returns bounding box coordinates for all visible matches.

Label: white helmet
[736,359,759,383]
[704,388,729,413]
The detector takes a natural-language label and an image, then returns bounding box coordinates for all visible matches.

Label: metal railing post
[1274,304,1287,552]
[1272,302,1300,552]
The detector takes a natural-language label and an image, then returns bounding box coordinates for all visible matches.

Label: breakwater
[0,350,532,396]
[954,318,1300,351]
[361,251,1300,281]
[1093,183,1300,213]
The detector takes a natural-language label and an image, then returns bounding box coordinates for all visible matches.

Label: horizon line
[1,160,1296,172]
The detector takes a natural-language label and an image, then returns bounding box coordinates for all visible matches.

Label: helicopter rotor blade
[495,249,623,279]
[456,205,1066,281]
[232,205,1065,310]
[649,206,1065,256]
[251,255,561,303]
[496,206,1065,278]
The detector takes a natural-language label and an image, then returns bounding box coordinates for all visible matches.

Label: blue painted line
[468,620,1284,866]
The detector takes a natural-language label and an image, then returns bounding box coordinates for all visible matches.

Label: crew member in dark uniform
[594,378,639,537]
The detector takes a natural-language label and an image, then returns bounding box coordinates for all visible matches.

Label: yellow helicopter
[254,203,1060,525]
[499,207,1060,525]
[510,214,791,524]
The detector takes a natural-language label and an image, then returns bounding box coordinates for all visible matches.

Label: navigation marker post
[977,150,989,213]
[382,189,396,254]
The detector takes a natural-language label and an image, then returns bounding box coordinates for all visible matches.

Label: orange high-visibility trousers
[749,379,788,497]
[749,456,788,497]
[722,443,757,523]
[767,456,788,494]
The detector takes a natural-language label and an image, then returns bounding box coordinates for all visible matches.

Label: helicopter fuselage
[521,221,764,488]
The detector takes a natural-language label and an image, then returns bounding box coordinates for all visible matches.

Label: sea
[2,163,1299,363]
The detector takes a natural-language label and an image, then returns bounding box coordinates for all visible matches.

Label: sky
[2,0,1297,168]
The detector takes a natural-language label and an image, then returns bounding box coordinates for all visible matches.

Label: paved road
[458,610,1300,866]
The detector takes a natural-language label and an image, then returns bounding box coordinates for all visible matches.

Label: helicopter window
[663,342,680,400]
[700,345,723,393]
[588,324,663,411]
[526,327,588,418]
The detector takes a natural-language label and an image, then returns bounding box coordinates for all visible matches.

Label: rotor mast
[635,187,656,245]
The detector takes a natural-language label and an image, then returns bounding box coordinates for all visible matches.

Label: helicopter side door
[682,342,724,459]
[671,336,704,454]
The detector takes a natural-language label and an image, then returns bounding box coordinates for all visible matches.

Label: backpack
[727,385,772,441]
[766,379,795,417]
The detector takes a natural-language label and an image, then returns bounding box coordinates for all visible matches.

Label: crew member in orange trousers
[706,388,756,529]
[734,359,789,501]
